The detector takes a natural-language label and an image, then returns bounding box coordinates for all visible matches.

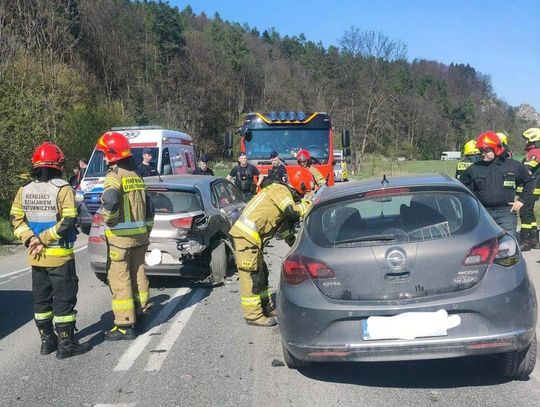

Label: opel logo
[386,249,406,270]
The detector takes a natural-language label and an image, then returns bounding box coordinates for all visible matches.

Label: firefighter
[229,168,315,327]
[460,131,534,249]
[10,142,91,359]
[519,128,540,249]
[227,152,261,200]
[296,149,326,189]
[95,132,155,340]
[455,140,481,180]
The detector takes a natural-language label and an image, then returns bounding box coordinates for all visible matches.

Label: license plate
[362,309,461,341]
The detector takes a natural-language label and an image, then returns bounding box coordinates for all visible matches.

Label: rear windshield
[149,190,202,214]
[307,190,479,247]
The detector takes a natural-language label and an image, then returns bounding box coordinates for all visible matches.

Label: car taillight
[282,254,335,285]
[170,217,193,230]
[463,238,498,266]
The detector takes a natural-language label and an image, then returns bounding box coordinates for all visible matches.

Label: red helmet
[296,149,311,163]
[95,132,132,163]
[288,167,315,196]
[32,141,65,171]
[476,131,504,156]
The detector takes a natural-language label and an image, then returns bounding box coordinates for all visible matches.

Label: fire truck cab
[224,111,350,186]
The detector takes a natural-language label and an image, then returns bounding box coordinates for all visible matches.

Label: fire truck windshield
[244,128,330,161]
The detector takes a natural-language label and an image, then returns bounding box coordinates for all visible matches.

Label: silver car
[278,174,537,378]
[88,175,245,284]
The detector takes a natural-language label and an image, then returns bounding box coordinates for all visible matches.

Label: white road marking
[114,287,192,371]
[0,245,88,280]
[94,404,136,407]
[144,288,207,372]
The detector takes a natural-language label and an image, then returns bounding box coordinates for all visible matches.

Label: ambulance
[77,126,196,233]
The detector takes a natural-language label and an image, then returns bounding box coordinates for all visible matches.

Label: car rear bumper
[90,261,206,278]
[285,328,535,363]
[278,261,537,363]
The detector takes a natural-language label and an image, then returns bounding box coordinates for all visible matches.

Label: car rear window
[149,190,202,214]
[307,190,479,247]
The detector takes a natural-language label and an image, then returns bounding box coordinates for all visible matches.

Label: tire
[282,340,310,369]
[499,334,537,378]
[209,239,227,285]
[95,273,108,284]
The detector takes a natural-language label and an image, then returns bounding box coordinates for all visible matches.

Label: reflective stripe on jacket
[101,166,154,248]
[11,178,77,267]
[229,183,311,247]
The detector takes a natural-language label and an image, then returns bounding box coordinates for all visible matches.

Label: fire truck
[224,111,350,186]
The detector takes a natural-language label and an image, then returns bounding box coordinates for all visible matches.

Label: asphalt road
[2,236,540,407]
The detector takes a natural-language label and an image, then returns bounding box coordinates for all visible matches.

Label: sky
[170,0,540,111]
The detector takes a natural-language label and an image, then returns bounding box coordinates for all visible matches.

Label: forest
[0,0,536,216]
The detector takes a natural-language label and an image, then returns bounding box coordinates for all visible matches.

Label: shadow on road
[0,290,33,340]
[297,356,516,388]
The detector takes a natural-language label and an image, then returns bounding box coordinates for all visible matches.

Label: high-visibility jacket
[101,166,154,248]
[229,183,311,247]
[11,178,77,267]
[517,146,540,196]
[309,166,326,187]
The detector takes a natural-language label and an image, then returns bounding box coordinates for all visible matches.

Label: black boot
[35,319,58,355]
[55,322,92,360]
[104,325,137,341]
[520,230,531,252]
[528,229,540,249]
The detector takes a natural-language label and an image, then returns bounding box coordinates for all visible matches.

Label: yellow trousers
[107,244,150,326]
[232,237,274,321]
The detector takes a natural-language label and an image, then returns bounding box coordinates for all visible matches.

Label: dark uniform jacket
[263,164,287,187]
[455,155,480,180]
[192,167,214,176]
[229,164,260,193]
[137,162,156,178]
[460,156,534,209]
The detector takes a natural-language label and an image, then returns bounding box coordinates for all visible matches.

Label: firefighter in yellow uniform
[518,128,540,249]
[95,132,155,340]
[230,168,315,327]
[11,141,91,359]
[455,140,481,180]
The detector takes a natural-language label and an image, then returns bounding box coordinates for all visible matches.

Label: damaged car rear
[277,174,537,378]
[88,175,245,285]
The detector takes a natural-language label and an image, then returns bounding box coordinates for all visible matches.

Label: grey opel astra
[278,174,537,378]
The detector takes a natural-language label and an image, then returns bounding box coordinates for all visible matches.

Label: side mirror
[162,164,172,175]
[244,129,253,142]
[341,129,350,149]
[225,148,233,159]
[343,147,351,157]
[224,131,233,149]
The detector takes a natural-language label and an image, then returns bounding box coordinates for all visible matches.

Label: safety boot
[55,322,92,360]
[520,230,531,252]
[246,316,277,327]
[528,230,540,249]
[263,306,277,318]
[35,319,57,355]
[104,325,137,341]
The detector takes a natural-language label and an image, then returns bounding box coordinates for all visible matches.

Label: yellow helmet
[496,132,508,145]
[523,128,540,142]
[463,139,480,156]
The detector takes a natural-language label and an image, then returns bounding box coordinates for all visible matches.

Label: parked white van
[440,151,461,160]
[77,126,196,233]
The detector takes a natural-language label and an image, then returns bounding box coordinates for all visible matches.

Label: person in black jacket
[192,154,214,176]
[227,152,260,200]
[460,131,534,250]
[137,148,156,178]
[260,151,287,188]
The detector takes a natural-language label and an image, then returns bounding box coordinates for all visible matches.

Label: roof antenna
[381,174,389,187]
